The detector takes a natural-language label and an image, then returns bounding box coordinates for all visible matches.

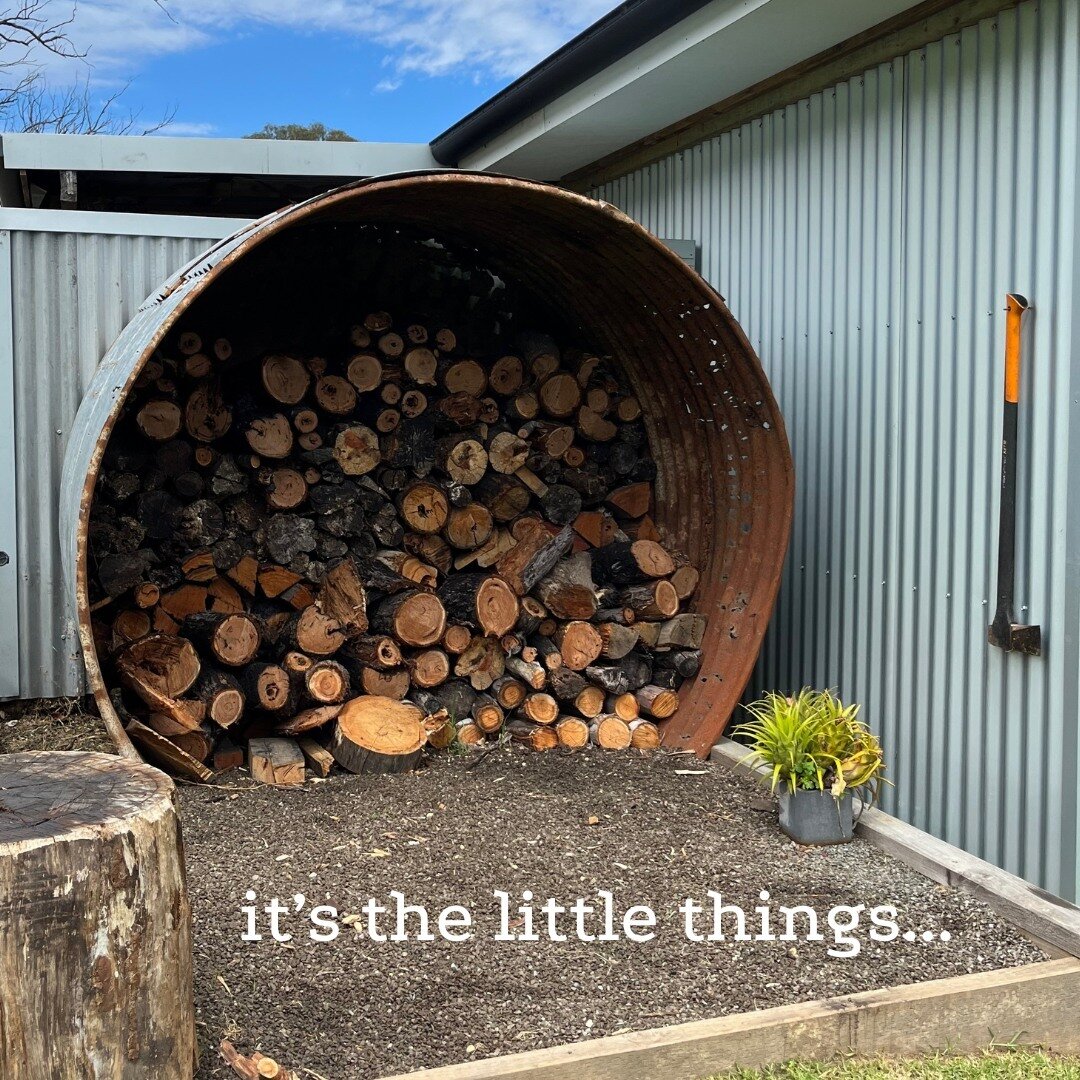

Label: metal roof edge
[429,0,715,166]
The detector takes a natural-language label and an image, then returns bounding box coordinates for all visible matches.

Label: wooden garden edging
[709,739,1080,959]
[381,959,1080,1079]
[376,739,1080,1080]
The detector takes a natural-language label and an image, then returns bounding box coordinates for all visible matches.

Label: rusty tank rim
[60,170,794,759]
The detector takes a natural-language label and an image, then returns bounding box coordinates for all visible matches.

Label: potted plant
[737,688,887,845]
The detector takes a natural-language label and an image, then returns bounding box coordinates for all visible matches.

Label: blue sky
[21,0,620,141]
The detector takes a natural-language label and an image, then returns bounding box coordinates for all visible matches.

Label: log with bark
[329,696,427,774]
[89,310,706,773]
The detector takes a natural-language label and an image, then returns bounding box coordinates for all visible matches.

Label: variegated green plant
[737,688,888,806]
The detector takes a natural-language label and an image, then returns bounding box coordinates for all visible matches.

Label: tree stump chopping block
[0,751,194,1079]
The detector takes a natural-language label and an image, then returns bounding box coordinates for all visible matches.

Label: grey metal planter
[778,789,854,845]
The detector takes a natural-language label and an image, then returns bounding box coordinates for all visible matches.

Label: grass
[716,1051,1080,1078]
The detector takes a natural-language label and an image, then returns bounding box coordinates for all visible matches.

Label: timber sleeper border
[371,739,1080,1080]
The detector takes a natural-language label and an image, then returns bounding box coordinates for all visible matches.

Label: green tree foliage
[245,122,357,142]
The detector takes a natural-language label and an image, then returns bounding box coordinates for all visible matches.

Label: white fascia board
[0,206,250,239]
[458,0,916,178]
[0,133,439,176]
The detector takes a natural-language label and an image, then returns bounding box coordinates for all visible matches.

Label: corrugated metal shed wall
[2,217,230,698]
[594,0,1080,900]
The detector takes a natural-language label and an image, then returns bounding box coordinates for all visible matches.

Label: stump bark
[0,751,194,1079]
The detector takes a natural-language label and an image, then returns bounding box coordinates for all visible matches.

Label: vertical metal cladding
[59,173,794,759]
[595,0,1080,900]
[5,226,223,698]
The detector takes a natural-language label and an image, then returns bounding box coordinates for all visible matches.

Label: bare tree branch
[13,74,177,134]
[0,1,177,135]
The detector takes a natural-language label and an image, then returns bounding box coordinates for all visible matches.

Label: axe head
[987,613,1042,655]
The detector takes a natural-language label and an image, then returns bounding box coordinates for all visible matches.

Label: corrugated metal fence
[0,210,243,700]
[594,0,1080,900]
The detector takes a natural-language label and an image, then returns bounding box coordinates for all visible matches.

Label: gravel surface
[180,750,1045,1079]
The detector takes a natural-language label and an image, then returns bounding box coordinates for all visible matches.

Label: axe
[987,293,1041,655]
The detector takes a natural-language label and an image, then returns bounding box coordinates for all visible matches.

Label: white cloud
[155,119,218,135]
[23,0,617,90]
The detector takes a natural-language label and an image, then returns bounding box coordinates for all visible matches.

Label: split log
[495,522,573,595]
[0,752,195,1077]
[116,633,201,700]
[597,621,640,660]
[275,704,343,736]
[329,696,427,774]
[656,613,707,650]
[248,737,306,785]
[317,557,369,637]
[170,723,214,763]
[127,718,211,778]
[572,510,618,548]
[297,737,335,777]
[454,634,505,690]
[213,737,245,772]
[555,620,603,671]
[605,481,651,519]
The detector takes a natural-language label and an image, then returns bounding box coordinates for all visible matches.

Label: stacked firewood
[90,313,705,781]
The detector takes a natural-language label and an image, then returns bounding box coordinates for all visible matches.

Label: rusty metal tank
[60,171,793,758]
